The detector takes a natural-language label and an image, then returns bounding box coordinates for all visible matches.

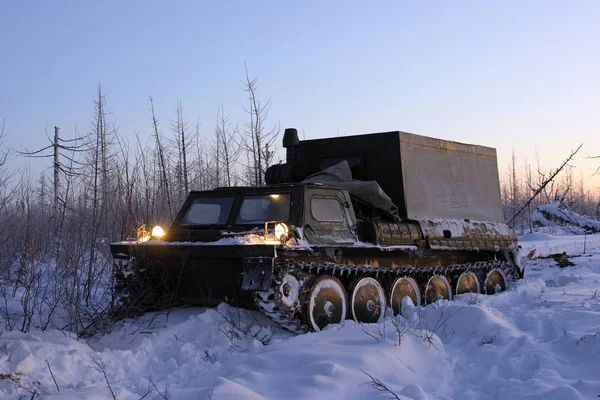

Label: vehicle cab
[163,183,357,246]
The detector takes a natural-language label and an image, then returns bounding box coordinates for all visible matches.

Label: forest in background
[0,75,598,336]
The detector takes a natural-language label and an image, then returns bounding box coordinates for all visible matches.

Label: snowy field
[1,234,600,399]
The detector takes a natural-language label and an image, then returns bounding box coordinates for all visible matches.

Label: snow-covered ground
[1,235,600,399]
[519,231,600,257]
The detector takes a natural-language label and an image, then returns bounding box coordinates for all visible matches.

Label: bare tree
[19,125,86,258]
[213,103,240,188]
[113,130,140,239]
[170,101,192,200]
[239,65,279,186]
[212,113,221,189]
[0,119,15,209]
[525,162,534,233]
[193,121,212,191]
[507,150,521,230]
[149,96,173,218]
[85,87,111,302]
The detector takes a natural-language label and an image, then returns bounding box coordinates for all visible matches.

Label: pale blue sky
[1,1,599,184]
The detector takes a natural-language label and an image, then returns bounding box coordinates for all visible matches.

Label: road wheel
[456,271,481,295]
[390,276,421,316]
[484,268,507,294]
[351,277,386,323]
[425,275,452,304]
[305,276,347,331]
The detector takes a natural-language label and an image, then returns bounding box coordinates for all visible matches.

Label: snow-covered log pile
[532,199,600,233]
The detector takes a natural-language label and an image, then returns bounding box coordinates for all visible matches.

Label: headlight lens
[151,225,165,238]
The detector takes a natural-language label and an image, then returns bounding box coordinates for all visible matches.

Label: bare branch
[359,368,401,399]
[18,144,54,156]
[508,144,583,226]
[90,354,119,400]
[45,359,60,392]
[149,376,169,399]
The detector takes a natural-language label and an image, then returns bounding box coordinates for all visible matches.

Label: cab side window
[304,189,357,245]
[311,197,344,222]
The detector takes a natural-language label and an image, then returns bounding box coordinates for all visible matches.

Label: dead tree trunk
[149,96,173,218]
[180,108,189,195]
[19,124,86,265]
[53,127,60,242]
[508,144,583,227]
[216,104,239,187]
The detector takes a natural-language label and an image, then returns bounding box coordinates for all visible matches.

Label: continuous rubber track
[253,260,521,333]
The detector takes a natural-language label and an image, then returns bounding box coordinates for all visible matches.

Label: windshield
[182,196,234,225]
[235,193,290,224]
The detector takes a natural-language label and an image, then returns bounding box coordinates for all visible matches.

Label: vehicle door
[303,188,357,245]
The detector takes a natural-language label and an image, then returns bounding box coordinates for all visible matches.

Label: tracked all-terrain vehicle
[110,128,523,332]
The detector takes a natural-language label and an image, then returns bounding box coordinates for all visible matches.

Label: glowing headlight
[274,223,289,241]
[151,225,165,238]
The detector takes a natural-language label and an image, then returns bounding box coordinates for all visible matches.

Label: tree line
[0,70,278,334]
[500,147,599,234]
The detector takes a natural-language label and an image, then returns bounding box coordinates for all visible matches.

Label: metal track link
[253,259,520,333]
[253,288,309,334]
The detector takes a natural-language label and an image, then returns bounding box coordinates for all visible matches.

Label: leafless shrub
[149,376,169,399]
[359,368,401,399]
[419,306,463,350]
[361,317,387,342]
[361,311,420,347]
[89,353,119,400]
[390,317,418,347]
[217,308,274,353]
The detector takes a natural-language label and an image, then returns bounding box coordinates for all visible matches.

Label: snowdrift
[1,237,600,399]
